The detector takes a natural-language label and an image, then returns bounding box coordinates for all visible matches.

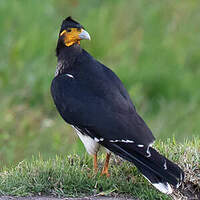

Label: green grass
[0,139,199,200]
[0,0,200,166]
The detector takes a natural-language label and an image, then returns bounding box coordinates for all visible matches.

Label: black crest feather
[60,16,83,33]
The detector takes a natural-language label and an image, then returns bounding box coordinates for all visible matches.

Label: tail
[102,141,184,194]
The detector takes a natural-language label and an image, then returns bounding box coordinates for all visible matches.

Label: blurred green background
[0,0,200,167]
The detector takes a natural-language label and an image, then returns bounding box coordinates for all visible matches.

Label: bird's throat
[55,44,82,76]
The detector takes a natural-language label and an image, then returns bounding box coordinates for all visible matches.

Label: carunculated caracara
[51,16,184,194]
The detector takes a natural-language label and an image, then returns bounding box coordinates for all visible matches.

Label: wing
[51,63,155,146]
[51,57,184,193]
[51,47,184,194]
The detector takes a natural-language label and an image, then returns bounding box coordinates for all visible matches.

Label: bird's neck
[55,43,82,76]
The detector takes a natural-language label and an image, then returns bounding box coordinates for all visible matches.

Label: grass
[0,138,199,200]
[0,0,200,167]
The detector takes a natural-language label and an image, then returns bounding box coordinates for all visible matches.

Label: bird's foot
[93,153,98,174]
[101,169,110,177]
[101,152,111,178]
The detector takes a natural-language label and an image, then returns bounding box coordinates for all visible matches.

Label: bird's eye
[67,29,71,32]
[77,28,81,32]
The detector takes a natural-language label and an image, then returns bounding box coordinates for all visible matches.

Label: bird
[51,16,184,194]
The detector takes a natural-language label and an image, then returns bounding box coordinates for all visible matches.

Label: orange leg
[101,153,111,177]
[93,152,98,173]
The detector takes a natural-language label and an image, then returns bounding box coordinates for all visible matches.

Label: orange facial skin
[60,28,82,46]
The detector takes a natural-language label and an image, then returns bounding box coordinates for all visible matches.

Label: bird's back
[51,49,155,146]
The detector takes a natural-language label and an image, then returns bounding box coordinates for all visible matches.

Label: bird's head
[59,16,91,47]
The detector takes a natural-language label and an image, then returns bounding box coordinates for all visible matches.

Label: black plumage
[51,17,184,194]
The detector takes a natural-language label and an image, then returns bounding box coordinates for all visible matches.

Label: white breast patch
[73,127,100,155]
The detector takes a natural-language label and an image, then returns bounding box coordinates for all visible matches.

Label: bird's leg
[101,153,111,177]
[93,152,98,173]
